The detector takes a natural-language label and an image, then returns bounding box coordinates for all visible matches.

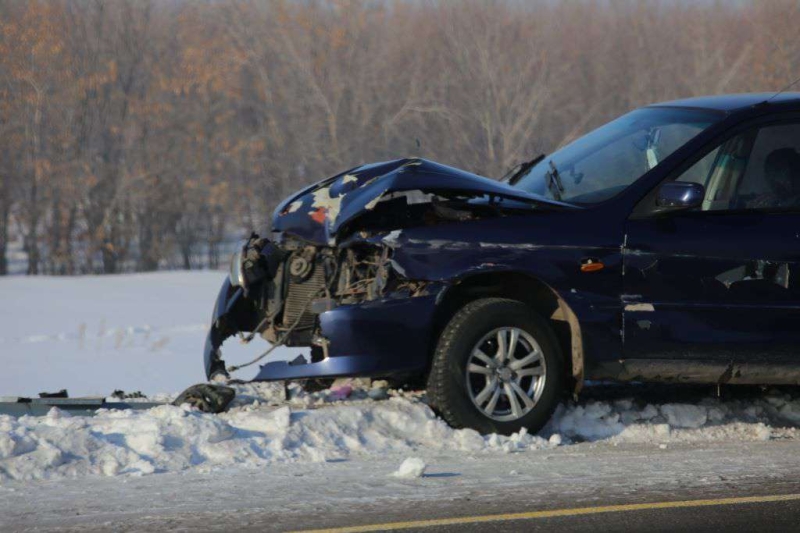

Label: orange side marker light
[580,259,605,272]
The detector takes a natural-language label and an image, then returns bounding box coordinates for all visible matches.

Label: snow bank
[0,382,556,482]
[548,393,800,444]
[3,381,800,482]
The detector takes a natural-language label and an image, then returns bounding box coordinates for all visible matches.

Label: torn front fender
[203,278,243,379]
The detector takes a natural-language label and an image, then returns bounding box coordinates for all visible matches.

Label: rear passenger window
[676,122,800,211]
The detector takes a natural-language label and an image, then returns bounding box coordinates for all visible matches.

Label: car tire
[427,298,563,435]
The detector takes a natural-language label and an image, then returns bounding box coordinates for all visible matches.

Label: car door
[622,119,800,378]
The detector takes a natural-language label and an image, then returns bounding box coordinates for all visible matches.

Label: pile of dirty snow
[0,389,553,482]
[3,380,800,482]
[548,396,789,444]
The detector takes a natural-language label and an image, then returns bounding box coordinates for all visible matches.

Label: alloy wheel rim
[465,326,547,422]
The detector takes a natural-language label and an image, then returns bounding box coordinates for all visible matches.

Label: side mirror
[656,182,705,209]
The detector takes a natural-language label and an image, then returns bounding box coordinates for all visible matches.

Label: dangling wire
[226,288,325,374]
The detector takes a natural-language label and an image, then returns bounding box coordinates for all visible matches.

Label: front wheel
[426,298,563,435]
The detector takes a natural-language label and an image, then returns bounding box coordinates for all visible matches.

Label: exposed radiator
[283,263,326,330]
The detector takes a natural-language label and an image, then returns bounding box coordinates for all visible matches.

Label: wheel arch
[432,271,584,394]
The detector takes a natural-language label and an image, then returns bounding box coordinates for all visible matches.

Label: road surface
[3,438,800,532]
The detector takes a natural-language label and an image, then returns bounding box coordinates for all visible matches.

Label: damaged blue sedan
[206,93,800,434]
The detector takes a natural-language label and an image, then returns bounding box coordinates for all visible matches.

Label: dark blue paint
[624,211,800,363]
[380,213,626,367]
[272,158,576,245]
[650,92,800,112]
[207,93,800,384]
[252,294,440,380]
[656,182,705,208]
[203,278,241,378]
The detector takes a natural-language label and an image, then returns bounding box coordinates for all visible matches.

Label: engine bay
[237,233,430,358]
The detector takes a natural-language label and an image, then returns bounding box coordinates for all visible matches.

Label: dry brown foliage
[0,0,798,274]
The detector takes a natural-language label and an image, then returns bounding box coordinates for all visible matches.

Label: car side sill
[590,359,800,385]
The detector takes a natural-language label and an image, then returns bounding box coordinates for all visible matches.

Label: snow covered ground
[3,273,800,530]
[3,378,800,483]
[0,272,302,397]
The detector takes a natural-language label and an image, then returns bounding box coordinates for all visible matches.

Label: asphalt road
[8,466,796,533]
[279,486,800,533]
[416,499,800,533]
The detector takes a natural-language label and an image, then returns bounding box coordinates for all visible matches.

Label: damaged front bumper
[203,233,445,382]
[204,278,242,379]
[251,292,440,381]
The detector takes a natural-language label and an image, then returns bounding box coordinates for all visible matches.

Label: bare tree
[1,0,798,275]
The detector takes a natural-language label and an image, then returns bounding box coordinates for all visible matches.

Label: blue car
[206,93,800,434]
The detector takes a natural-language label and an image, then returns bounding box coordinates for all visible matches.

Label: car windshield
[513,107,721,204]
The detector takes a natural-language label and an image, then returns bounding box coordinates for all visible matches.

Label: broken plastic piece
[328,384,353,401]
[289,354,308,366]
[173,384,236,414]
[39,389,68,399]
[111,390,146,399]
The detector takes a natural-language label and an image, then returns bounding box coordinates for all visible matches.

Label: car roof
[649,92,800,113]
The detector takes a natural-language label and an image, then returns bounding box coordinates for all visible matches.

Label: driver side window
[676,123,800,212]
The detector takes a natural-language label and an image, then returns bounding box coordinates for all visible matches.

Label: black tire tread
[427,297,563,434]
[427,298,516,429]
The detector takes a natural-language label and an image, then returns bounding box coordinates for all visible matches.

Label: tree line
[1,0,798,275]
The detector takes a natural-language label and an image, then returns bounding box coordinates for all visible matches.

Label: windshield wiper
[502,154,545,185]
[545,160,565,201]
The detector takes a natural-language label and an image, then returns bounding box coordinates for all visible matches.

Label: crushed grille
[283,263,326,330]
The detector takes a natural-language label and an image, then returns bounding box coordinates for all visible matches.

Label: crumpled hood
[272,158,574,244]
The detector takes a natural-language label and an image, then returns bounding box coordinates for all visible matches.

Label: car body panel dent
[373,214,626,374]
[206,93,800,392]
[204,278,241,378]
[252,294,440,381]
[272,158,577,245]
